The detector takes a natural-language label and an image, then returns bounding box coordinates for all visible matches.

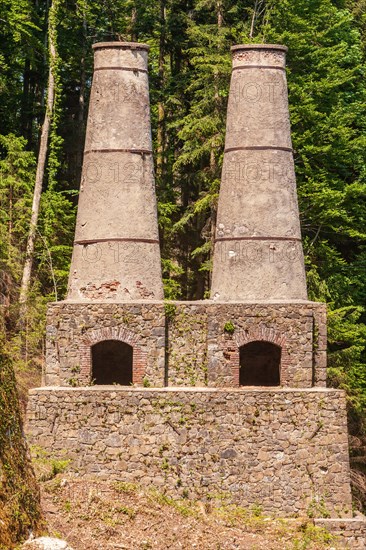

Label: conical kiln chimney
[211,44,307,301]
[67,42,163,301]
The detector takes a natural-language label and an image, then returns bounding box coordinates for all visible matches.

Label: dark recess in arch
[239,341,281,386]
[91,340,133,385]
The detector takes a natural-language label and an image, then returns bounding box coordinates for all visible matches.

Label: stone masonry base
[314,516,366,549]
[44,300,327,388]
[26,387,353,519]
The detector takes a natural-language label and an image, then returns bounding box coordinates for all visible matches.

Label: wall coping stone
[29,386,344,394]
[60,299,165,305]
[52,299,323,306]
[314,516,366,525]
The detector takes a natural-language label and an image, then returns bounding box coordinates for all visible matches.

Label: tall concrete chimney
[67,42,164,301]
[211,44,308,301]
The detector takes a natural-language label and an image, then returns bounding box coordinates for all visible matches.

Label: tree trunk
[20,58,31,144]
[250,0,265,39]
[75,11,87,186]
[130,5,137,41]
[19,1,57,308]
[78,17,87,126]
[156,0,166,181]
[208,0,223,292]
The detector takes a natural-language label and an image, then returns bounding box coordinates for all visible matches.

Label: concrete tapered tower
[211,44,307,301]
[67,42,163,301]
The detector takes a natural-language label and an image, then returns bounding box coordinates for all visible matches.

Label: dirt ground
[37,474,338,550]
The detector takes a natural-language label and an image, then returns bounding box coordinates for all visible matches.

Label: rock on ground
[22,537,74,550]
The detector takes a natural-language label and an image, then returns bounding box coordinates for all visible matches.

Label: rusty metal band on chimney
[74,238,160,245]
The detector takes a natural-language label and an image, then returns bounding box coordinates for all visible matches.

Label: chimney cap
[231,44,288,53]
[92,41,150,51]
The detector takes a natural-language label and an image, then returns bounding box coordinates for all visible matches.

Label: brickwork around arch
[80,326,147,384]
[204,301,327,388]
[233,326,288,386]
[44,301,166,387]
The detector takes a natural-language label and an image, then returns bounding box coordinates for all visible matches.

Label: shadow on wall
[239,341,281,386]
[91,340,133,385]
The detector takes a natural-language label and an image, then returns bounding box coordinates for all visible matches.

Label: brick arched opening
[91,340,133,385]
[239,340,281,386]
[80,326,147,385]
[227,326,289,386]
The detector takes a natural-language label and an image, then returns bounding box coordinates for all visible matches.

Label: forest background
[0,0,365,510]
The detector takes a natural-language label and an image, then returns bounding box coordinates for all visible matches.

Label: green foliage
[114,504,136,519]
[224,321,235,334]
[0,132,73,397]
[164,300,177,320]
[307,496,331,519]
[327,306,366,415]
[0,0,41,137]
[0,352,43,547]
[30,445,70,482]
[0,134,35,303]
[114,481,138,494]
[291,523,334,549]
[162,258,184,299]
[148,488,198,517]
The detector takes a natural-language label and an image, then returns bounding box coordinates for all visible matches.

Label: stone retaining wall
[26,387,351,517]
[314,517,366,549]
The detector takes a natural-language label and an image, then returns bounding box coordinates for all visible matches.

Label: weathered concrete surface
[67,42,163,302]
[26,386,353,518]
[211,44,308,301]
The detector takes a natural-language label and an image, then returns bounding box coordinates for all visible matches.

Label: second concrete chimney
[211,44,307,301]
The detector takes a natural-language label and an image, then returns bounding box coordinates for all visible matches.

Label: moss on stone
[0,352,44,548]
[224,321,235,334]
